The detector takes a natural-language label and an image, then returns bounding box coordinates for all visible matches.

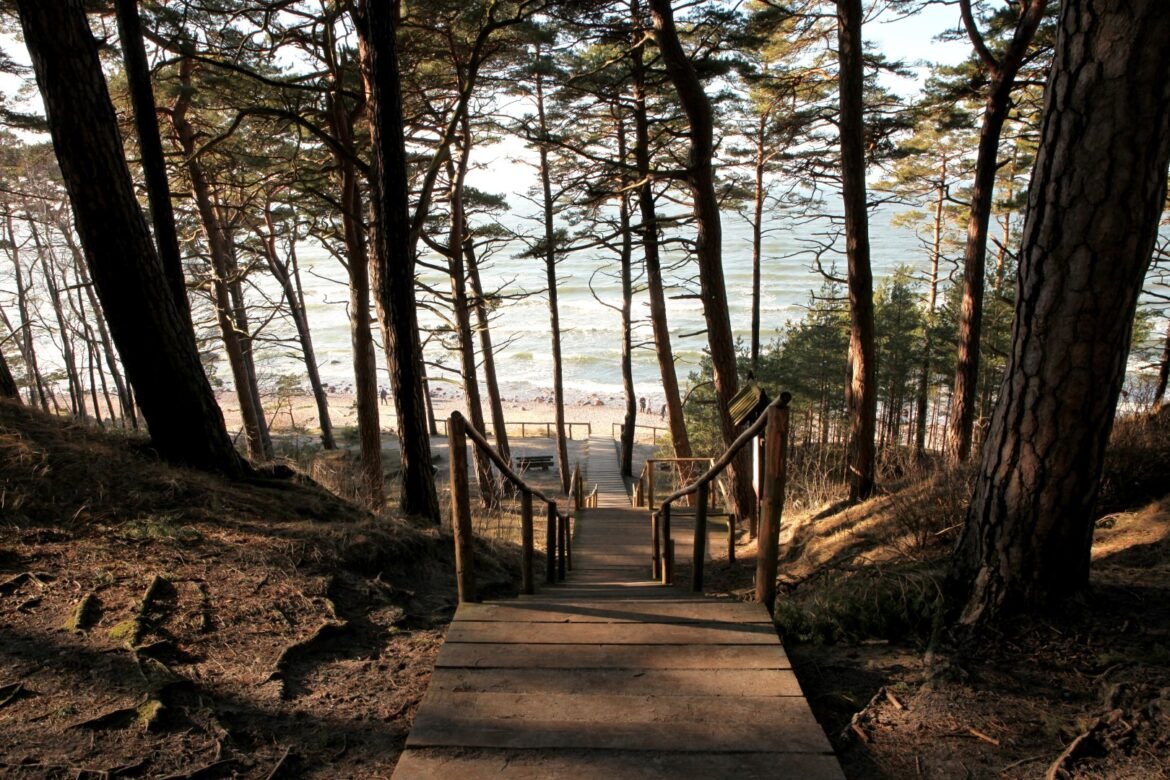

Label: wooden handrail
[449,411,572,602]
[455,411,563,510]
[654,392,790,510]
[653,392,791,596]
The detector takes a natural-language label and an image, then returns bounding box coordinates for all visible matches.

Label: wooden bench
[515,455,555,471]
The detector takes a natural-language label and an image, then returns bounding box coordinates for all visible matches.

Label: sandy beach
[217,388,672,449]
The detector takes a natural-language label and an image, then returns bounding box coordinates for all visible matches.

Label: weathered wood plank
[456,600,770,624]
[407,692,832,753]
[427,667,803,697]
[446,620,777,645]
[393,749,843,780]
[435,642,792,670]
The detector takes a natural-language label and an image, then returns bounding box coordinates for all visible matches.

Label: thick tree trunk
[360,1,440,522]
[948,0,1048,464]
[650,0,754,527]
[17,0,243,474]
[631,16,690,460]
[114,0,188,318]
[949,0,1170,628]
[836,0,877,502]
[751,114,767,373]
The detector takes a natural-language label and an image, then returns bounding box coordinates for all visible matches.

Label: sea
[255,205,935,407]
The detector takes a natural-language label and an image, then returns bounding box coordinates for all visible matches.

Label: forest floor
[705,411,1170,779]
[4,398,1169,778]
[0,399,521,778]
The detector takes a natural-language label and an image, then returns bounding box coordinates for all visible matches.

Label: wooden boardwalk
[393,441,842,779]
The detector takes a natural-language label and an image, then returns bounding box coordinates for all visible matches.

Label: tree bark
[114,0,188,319]
[949,0,1170,628]
[915,164,946,461]
[948,0,1048,464]
[631,5,690,461]
[360,0,440,522]
[650,0,755,526]
[17,0,243,475]
[836,0,877,502]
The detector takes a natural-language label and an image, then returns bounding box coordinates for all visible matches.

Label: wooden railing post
[756,404,789,615]
[449,413,476,603]
[546,502,557,584]
[648,461,656,510]
[692,481,708,593]
[651,511,661,579]
[520,490,534,595]
[661,501,673,585]
[557,513,567,580]
[565,513,573,570]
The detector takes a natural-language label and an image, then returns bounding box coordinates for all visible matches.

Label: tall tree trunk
[632,1,690,461]
[751,113,768,373]
[464,226,512,470]
[4,215,49,411]
[617,114,637,478]
[948,0,1048,464]
[916,166,946,460]
[360,0,440,522]
[171,65,272,460]
[1153,322,1170,411]
[836,0,877,502]
[949,0,1170,628]
[113,0,188,318]
[0,343,17,400]
[533,54,572,494]
[62,225,133,425]
[17,0,243,474]
[258,205,335,449]
[446,156,499,509]
[650,0,754,527]
[28,218,86,419]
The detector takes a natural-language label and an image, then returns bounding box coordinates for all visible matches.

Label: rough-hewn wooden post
[692,482,708,592]
[756,405,789,614]
[557,514,567,580]
[661,501,673,585]
[546,503,557,584]
[449,414,476,603]
[521,490,534,594]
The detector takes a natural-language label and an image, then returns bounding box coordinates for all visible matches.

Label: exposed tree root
[109,574,173,647]
[158,758,240,780]
[0,681,34,709]
[0,571,47,595]
[65,592,101,631]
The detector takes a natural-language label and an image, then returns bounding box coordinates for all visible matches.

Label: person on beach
[379,387,388,405]
[639,397,646,412]
[660,403,666,420]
